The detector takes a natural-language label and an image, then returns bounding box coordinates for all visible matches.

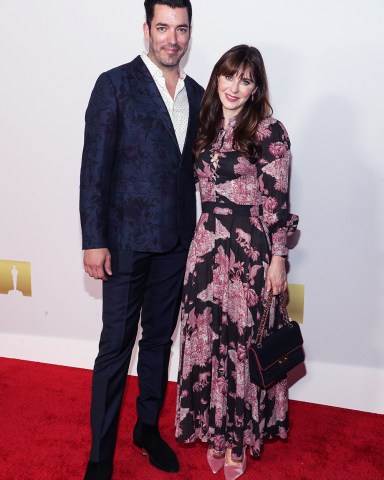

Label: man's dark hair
[144,0,192,27]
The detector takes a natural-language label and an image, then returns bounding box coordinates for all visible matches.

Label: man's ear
[143,22,149,41]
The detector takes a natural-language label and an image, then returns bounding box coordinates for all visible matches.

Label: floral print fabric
[175,117,298,460]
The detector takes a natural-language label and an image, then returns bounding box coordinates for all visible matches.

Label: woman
[175,45,299,479]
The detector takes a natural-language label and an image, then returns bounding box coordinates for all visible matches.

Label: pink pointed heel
[224,448,246,480]
[207,448,225,474]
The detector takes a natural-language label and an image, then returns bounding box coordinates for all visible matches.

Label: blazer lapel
[182,77,199,158]
[132,57,179,151]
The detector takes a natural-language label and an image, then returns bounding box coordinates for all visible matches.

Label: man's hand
[83,248,112,281]
[266,255,287,295]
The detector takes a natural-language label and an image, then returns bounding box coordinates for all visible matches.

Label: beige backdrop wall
[1,0,383,414]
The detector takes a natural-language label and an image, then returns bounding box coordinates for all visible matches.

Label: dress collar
[222,114,239,129]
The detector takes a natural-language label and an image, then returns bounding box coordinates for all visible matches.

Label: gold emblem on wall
[287,284,305,323]
[0,260,32,296]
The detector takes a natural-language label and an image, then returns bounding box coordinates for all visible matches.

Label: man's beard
[159,45,183,67]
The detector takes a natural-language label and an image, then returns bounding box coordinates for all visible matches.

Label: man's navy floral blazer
[80,56,204,252]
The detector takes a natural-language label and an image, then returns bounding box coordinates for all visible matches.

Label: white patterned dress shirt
[141,52,189,152]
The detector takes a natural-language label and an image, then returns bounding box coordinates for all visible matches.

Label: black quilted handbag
[248,292,304,388]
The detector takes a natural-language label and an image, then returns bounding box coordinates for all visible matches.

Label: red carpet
[0,357,382,480]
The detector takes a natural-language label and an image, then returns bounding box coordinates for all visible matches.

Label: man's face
[144,4,191,70]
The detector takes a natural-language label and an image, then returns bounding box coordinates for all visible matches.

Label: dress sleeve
[257,119,299,256]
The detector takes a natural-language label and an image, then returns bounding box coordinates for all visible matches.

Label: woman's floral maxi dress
[175,116,299,460]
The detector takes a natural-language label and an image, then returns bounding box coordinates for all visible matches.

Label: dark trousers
[89,242,188,462]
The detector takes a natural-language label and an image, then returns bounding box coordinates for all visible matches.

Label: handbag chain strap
[255,291,291,348]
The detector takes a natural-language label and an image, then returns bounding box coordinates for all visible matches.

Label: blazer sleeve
[79,72,118,250]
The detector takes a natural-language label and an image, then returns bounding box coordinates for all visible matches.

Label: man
[79,1,203,478]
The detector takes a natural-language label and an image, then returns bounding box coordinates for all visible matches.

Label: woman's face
[217,70,256,119]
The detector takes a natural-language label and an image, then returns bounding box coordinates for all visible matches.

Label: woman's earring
[251,92,255,101]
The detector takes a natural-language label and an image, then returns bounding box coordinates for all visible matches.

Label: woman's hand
[266,255,287,295]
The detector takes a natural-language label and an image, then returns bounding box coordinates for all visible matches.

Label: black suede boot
[133,419,179,473]
[84,460,113,480]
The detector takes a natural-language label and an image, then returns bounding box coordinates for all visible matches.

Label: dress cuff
[271,229,288,256]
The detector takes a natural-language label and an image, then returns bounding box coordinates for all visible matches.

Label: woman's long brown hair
[194,45,272,162]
